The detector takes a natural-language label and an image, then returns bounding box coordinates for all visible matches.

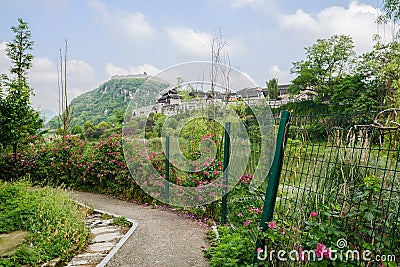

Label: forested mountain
[47,76,170,130]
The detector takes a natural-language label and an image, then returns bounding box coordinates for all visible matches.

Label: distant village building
[189,91,211,100]
[131,83,316,117]
[110,73,168,84]
[183,90,238,102]
[157,88,182,105]
[111,73,149,80]
[278,84,291,99]
[236,87,264,100]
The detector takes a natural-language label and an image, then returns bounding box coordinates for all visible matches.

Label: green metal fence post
[165,136,170,205]
[260,110,290,228]
[221,122,231,225]
[253,110,291,264]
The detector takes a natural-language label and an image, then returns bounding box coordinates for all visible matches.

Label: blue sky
[0,0,387,113]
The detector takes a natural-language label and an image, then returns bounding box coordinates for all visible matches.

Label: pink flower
[257,247,263,253]
[299,248,307,263]
[310,211,318,217]
[237,212,243,217]
[324,249,332,259]
[279,227,286,235]
[244,220,250,227]
[315,243,329,258]
[267,221,277,229]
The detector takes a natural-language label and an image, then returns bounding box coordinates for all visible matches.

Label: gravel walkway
[69,191,210,267]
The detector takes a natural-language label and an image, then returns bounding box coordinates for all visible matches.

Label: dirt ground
[69,191,210,267]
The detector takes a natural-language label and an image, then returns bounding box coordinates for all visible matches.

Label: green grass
[111,216,132,228]
[0,180,90,267]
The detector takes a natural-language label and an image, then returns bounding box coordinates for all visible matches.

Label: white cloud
[0,49,98,111]
[68,87,86,102]
[30,58,98,111]
[29,57,58,85]
[166,27,212,57]
[105,62,160,77]
[229,0,266,9]
[165,26,238,58]
[88,0,155,44]
[0,42,10,74]
[3,0,69,10]
[281,9,318,32]
[279,1,380,53]
[67,60,97,89]
[210,0,277,13]
[267,65,290,84]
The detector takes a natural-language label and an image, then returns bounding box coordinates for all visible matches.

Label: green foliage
[204,172,398,266]
[6,18,34,84]
[96,121,110,131]
[272,100,329,116]
[179,118,223,160]
[0,181,90,266]
[290,35,356,103]
[378,0,400,32]
[83,121,94,132]
[368,40,400,107]
[266,78,279,100]
[111,216,132,227]
[0,18,43,152]
[331,75,365,112]
[0,134,150,202]
[47,78,169,130]
[289,33,400,112]
[70,125,83,134]
[205,226,254,267]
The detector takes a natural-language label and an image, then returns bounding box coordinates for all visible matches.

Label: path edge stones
[75,202,139,267]
[94,207,138,267]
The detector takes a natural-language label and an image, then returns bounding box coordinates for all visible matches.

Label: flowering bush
[0,135,146,200]
[0,133,232,218]
[206,173,399,267]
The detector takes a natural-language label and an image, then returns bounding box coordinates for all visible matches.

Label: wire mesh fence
[142,108,399,265]
[270,110,400,266]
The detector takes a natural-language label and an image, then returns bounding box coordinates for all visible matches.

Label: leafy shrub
[204,173,399,267]
[0,180,90,266]
[205,226,254,267]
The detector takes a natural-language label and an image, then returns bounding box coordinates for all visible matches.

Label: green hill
[47,76,170,130]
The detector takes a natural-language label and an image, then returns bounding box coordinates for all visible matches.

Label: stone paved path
[69,191,210,267]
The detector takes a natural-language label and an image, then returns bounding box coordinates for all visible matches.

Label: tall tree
[266,78,278,100]
[378,0,400,39]
[0,18,42,154]
[290,35,356,103]
[6,18,34,88]
[376,1,400,107]
[358,40,400,108]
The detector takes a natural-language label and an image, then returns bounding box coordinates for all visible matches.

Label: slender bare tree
[210,29,231,100]
[209,29,233,157]
[58,39,74,136]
